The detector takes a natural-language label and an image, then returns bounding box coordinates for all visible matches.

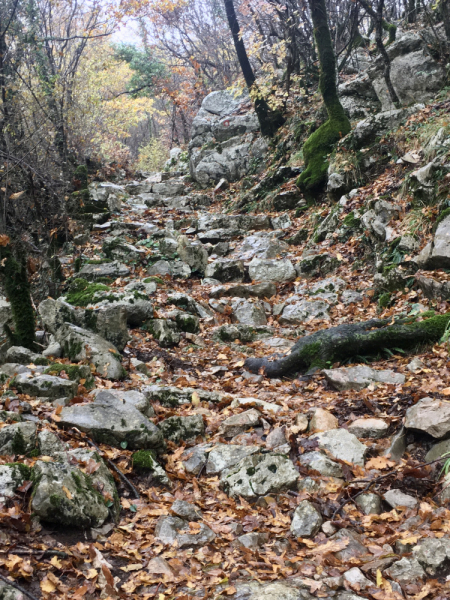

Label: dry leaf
[62,486,73,500]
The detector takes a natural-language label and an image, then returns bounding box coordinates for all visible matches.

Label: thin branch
[0,571,39,600]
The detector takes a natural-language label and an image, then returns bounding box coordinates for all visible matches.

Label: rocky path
[1,162,450,600]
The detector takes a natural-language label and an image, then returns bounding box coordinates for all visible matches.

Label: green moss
[74,257,82,273]
[435,207,450,229]
[132,449,157,470]
[86,259,112,265]
[11,430,27,455]
[65,278,110,307]
[297,117,351,193]
[6,462,32,481]
[64,339,83,361]
[378,293,392,309]
[343,211,361,228]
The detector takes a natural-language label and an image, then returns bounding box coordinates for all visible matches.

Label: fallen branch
[86,439,140,500]
[245,313,450,378]
[0,571,39,600]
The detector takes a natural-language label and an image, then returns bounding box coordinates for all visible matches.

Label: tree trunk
[297,0,351,193]
[408,0,416,23]
[442,0,450,41]
[244,313,450,378]
[0,246,36,350]
[223,0,284,137]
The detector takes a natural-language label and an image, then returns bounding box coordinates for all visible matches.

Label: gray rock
[384,426,407,461]
[231,298,267,326]
[428,215,450,269]
[230,397,281,413]
[405,396,450,439]
[407,357,425,372]
[37,430,66,458]
[220,408,260,438]
[177,236,208,273]
[343,567,372,590]
[348,418,389,439]
[413,537,450,576]
[209,282,276,299]
[147,319,181,348]
[6,346,42,365]
[155,515,215,548]
[171,500,202,521]
[249,258,296,283]
[197,213,271,233]
[425,438,450,463]
[220,454,299,499]
[323,365,405,391]
[271,213,292,230]
[78,260,130,281]
[0,464,30,503]
[144,385,221,406]
[237,532,268,549]
[290,500,322,537]
[14,374,78,400]
[205,259,245,283]
[103,237,146,263]
[54,323,125,380]
[279,299,330,325]
[385,556,425,583]
[91,389,153,417]
[148,260,172,276]
[230,580,314,600]
[341,290,363,305]
[349,105,422,150]
[266,427,287,450]
[236,232,288,260]
[383,489,418,509]
[299,451,343,478]
[159,415,204,443]
[331,528,368,561]
[31,460,109,528]
[0,421,36,455]
[312,429,367,466]
[182,444,212,475]
[355,493,382,515]
[58,393,163,450]
[205,444,260,475]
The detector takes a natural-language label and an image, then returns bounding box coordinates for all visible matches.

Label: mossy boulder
[44,363,95,390]
[0,422,37,455]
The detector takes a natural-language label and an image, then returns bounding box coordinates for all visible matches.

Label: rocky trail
[4,34,450,600]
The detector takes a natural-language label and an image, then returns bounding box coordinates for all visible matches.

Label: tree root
[245,313,450,378]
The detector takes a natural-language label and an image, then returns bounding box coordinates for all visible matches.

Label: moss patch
[132,450,157,470]
[65,278,110,307]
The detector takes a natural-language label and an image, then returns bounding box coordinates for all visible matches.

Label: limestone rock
[144,385,221,406]
[31,460,109,528]
[385,557,425,583]
[355,493,382,515]
[231,298,267,326]
[383,489,418,509]
[299,452,343,478]
[413,537,450,576]
[155,515,215,548]
[405,396,450,439]
[205,259,245,283]
[348,418,389,439]
[14,374,78,400]
[290,500,322,537]
[249,258,296,283]
[309,408,338,433]
[0,422,37,455]
[209,282,276,299]
[78,260,130,281]
[205,444,259,475]
[220,454,299,499]
[171,500,202,521]
[159,415,204,443]
[279,299,330,325]
[312,429,367,466]
[58,393,163,450]
[220,409,260,438]
[0,464,30,503]
[147,319,181,348]
[323,365,405,391]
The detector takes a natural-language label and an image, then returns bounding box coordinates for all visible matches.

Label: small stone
[147,556,174,578]
[159,415,205,443]
[205,444,259,475]
[383,489,418,509]
[155,515,215,549]
[299,452,343,478]
[265,427,287,450]
[231,298,267,326]
[323,365,405,391]
[407,357,425,372]
[171,500,202,521]
[309,408,338,433]
[290,500,322,537]
[237,532,268,549]
[331,528,368,561]
[343,567,372,590]
[348,418,389,439]
[295,414,309,432]
[220,409,260,438]
[405,396,450,439]
[355,493,382,515]
[322,521,337,536]
[385,557,425,583]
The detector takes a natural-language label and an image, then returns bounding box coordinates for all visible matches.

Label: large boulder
[58,392,164,450]
[189,90,266,186]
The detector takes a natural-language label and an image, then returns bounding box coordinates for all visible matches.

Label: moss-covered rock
[44,363,95,390]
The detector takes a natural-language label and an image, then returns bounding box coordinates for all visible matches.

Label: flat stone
[58,393,163,450]
[220,454,299,499]
[155,515,215,548]
[159,415,204,443]
[206,444,260,475]
[231,580,314,600]
[209,282,276,299]
[14,374,78,400]
[204,259,245,283]
[237,532,268,549]
[91,389,153,416]
[323,365,405,391]
[312,429,367,466]
[37,430,66,458]
[182,444,212,475]
[348,418,389,439]
[220,409,260,438]
[78,261,130,281]
[171,500,202,521]
[405,396,450,439]
[279,299,330,325]
[230,397,282,413]
[266,427,287,450]
[299,452,343,478]
[290,500,322,537]
[144,385,221,406]
[383,489,418,509]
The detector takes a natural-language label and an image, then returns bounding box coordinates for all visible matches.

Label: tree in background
[297,0,350,193]
[223,0,285,137]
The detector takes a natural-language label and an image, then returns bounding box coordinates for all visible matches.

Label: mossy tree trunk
[0,245,36,349]
[223,0,285,138]
[297,0,351,193]
[244,313,450,377]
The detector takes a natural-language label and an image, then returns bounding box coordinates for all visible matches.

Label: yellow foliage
[136,138,168,172]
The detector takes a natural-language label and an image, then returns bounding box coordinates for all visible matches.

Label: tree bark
[223,0,284,137]
[244,313,450,378]
[297,0,351,192]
